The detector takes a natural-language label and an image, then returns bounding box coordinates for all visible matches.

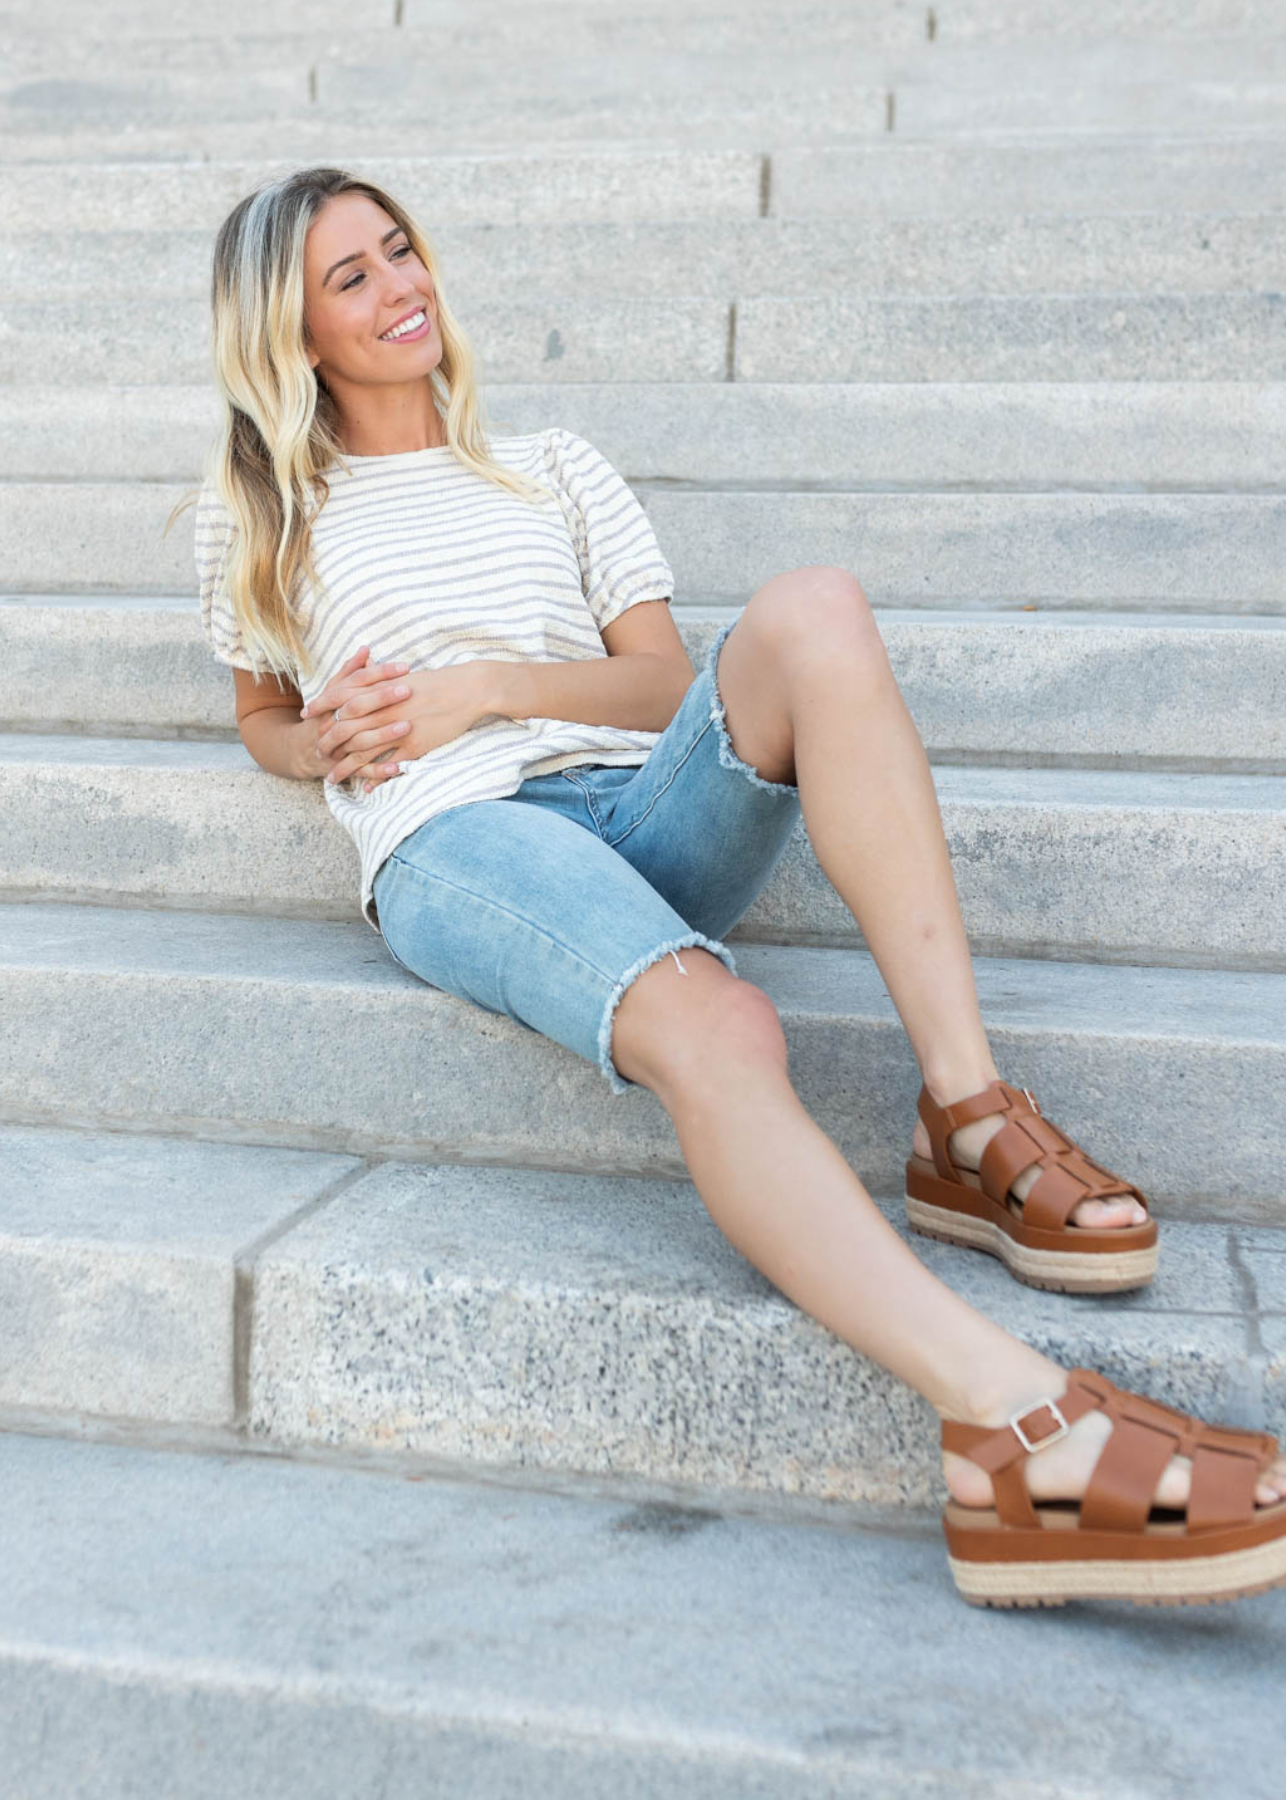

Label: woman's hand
[340,655,511,781]
[302,649,505,793]
[299,646,415,789]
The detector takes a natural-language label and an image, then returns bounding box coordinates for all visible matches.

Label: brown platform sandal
[905,1078,1158,1294]
[941,1368,1286,1607]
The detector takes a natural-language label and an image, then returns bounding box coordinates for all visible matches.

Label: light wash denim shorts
[371,619,802,1095]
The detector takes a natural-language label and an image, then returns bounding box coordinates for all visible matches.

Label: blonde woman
[177,165,1286,1608]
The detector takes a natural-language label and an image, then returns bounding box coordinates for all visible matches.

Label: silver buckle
[1021,1086,1041,1115]
[1009,1398,1069,1454]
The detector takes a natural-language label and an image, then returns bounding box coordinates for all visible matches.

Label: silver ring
[334,706,341,724]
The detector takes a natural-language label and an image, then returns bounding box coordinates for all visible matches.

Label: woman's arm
[234,667,328,780]
[496,599,694,733]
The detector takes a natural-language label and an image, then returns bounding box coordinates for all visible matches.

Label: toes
[1154,1452,1194,1510]
[1069,1196,1148,1230]
[1256,1459,1286,1506]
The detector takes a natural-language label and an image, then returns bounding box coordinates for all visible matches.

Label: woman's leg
[711,568,1145,1231]
[610,950,1286,1509]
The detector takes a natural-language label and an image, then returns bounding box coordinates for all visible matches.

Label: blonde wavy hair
[165,164,554,686]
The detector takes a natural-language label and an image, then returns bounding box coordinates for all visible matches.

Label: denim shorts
[371,618,803,1096]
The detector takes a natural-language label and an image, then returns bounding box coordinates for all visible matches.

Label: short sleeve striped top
[194,426,677,938]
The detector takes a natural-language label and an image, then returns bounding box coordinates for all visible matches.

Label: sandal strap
[977,1116,1147,1231]
[941,1373,1111,1527]
[941,1369,1279,1533]
[918,1081,1147,1230]
[918,1080,1022,1179]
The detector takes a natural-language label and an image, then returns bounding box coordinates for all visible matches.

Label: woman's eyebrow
[323,227,405,287]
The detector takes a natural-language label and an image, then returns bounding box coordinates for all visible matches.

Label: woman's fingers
[325,719,412,785]
[302,650,408,720]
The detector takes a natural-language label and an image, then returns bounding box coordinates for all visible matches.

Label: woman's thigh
[371,797,740,1096]
[560,618,803,942]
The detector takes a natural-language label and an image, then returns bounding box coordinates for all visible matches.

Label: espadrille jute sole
[906,1194,1158,1294]
[944,1505,1286,1608]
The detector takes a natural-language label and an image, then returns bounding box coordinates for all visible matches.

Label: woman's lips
[379,310,431,343]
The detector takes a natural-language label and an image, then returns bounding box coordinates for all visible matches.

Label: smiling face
[301,190,444,427]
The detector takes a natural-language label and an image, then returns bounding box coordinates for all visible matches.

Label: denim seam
[705,618,801,798]
[596,931,739,1097]
[604,716,718,851]
[558,767,610,835]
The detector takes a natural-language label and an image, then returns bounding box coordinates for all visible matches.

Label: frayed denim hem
[704,618,801,798]
[597,930,739,1096]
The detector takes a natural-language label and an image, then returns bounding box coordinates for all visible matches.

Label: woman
[178,165,1286,1608]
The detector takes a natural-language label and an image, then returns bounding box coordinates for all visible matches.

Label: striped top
[194,426,676,938]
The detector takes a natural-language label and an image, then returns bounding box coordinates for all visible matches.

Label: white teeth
[380,309,426,341]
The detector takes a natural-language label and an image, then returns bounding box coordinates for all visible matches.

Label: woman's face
[302,191,442,392]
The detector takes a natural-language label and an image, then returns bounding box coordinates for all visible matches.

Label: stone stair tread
[2,729,1282,814]
[5,733,1283,969]
[17,28,1286,81]
[9,378,1286,480]
[1,898,1282,1215]
[0,897,1279,1028]
[5,1117,1281,1505]
[6,482,1284,609]
[8,591,1283,630]
[5,597,1280,771]
[3,1424,1281,1799]
[3,213,1284,297]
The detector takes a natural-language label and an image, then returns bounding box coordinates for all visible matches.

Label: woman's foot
[943,1360,1286,1514]
[910,1089,1147,1231]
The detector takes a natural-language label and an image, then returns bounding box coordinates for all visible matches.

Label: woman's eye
[341,246,411,292]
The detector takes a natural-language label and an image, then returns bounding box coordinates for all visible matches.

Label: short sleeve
[194,480,258,673]
[545,428,675,632]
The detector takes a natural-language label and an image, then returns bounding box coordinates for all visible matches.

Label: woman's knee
[744,566,886,676]
[609,951,788,1093]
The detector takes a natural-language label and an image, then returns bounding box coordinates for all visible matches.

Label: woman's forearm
[239,703,327,780]
[494,653,691,734]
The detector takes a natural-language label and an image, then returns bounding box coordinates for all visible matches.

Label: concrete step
[734,294,1286,381]
[7,35,1285,128]
[12,290,1286,384]
[2,735,1279,968]
[4,1425,1282,1800]
[0,79,894,155]
[7,381,1284,484]
[5,0,926,64]
[3,1119,1281,1507]
[775,132,1286,215]
[21,22,1286,84]
[1,900,1282,1219]
[4,0,1279,41]
[10,39,1282,136]
[7,134,1286,240]
[3,209,1283,297]
[0,0,398,31]
[893,77,1286,135]
[6,477,1282,611]
[6,596,1280,771]
[0,149,765,233]
[939,0,1286,39]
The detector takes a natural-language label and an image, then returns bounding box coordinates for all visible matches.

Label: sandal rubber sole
[905,1152,1157,1293]
[944,1498,1286,1607]
[906,1194,1158,1294]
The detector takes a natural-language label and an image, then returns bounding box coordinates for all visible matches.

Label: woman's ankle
[935,1349,1070,1430]
[920,1063,1003,1110]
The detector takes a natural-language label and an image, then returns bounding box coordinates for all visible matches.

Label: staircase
[2,0,1285,1791]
